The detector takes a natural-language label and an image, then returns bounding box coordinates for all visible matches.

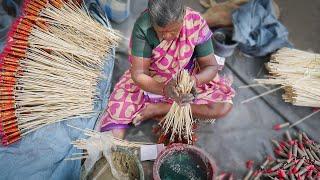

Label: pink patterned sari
[100,8,235,131]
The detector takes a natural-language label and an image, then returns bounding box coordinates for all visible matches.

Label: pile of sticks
[242,131,320,179]
[159,70,195,145]
[0,0,121,145]
[256,48,320,108]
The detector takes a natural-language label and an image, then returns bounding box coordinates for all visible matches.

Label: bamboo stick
[0,0,121,145]
[161,70,195,144]
[253,48,320,107]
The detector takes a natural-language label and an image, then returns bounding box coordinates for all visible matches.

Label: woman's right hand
[163,79,195,105]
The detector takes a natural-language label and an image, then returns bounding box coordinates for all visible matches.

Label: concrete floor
[109,0,320,179]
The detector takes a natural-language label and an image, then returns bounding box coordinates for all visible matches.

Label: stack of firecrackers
[241,131,320,179]
[0,0,120,145]
[0,0,50,145]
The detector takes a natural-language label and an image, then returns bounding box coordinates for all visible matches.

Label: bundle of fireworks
[256,48,320,108]
[241,131,320,179]
[0,0,121,145]
[157,70,196,145]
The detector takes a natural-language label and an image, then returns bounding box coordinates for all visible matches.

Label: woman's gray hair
[148,0,184,27]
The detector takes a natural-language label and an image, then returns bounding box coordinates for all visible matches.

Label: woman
[101,0,235,139]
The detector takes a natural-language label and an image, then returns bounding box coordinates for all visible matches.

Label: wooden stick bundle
[0,0,121,145]
[255,48,320,107]
[160,70,195,145]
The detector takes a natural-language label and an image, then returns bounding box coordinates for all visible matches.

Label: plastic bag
[81,132,123,180]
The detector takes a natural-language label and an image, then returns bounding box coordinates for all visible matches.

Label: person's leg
[112,128,127,139]
[100,70,147,138]
[132,102,233,125]
[132,103,171,125]
[110,103,170,139]
[191,102,233,120]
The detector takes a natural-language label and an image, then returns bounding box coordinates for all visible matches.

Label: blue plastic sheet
[0,0,115,179]
[0,0,20,51]
[232,0,292,57]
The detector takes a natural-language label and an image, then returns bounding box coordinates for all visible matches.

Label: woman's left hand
[190,85,198,99]
[163,79,195,105]
[180,93,195,106]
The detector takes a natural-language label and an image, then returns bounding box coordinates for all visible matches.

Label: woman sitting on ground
[100,0,235,139]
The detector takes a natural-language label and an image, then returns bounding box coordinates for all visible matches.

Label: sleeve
[131,23,153,58]
[194,38,214,58]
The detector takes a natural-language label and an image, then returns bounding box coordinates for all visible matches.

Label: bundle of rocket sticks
[160,70,195,145]
[0,0,121,145]
[255,48,320,108]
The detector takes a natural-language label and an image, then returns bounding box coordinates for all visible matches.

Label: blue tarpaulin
[0,0,19,51]
[232,0,292,57]
[0,0,114,179]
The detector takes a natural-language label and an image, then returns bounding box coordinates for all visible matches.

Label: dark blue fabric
[0,0,20,51]
[232,0,292,57]
[0,0,115,179]
[102,0,130,23]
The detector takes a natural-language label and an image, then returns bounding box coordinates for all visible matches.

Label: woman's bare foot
[132,103,170,126]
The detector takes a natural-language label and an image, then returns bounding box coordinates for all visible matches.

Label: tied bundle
[67,125,151,160]
[159,70,195,145]
[67,125,151,179]
[255,48,320,108]
[0,0,121,145]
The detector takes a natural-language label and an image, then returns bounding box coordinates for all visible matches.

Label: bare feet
[132,103,170,126]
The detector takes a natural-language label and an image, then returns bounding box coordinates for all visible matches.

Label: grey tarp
[232,0,292,57]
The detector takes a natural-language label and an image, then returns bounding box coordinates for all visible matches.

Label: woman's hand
[131,56,166,95]
[163,79,196,105]
[190,85,198,99]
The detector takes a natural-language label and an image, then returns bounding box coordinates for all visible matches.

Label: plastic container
[102,0,130,23]
[153,143,217,180]
[212,28,238,58]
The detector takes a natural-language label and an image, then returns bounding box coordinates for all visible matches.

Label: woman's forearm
[193,65,219,85]
[132,72,165,95]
